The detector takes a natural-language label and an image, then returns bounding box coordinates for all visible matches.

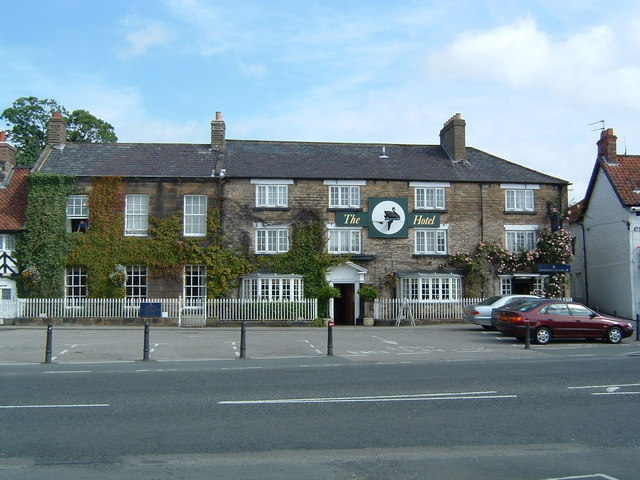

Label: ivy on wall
[16,173,76,297]
[18,176,345,310]
[262,209,344,317]
[18,176,252,298]
[65,177,253,298]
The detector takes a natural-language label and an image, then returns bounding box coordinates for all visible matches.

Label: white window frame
[125,194,149,236]
[65,266,87,304]
[500,277,512,295]
[398,275,462,301]
[184,195,207,237]
[414,226,448,255]
[251,180,293,208]
[327,226,362,254]
[0,234,15,252]
[501,184,539,212]
[66,194,89,232]
[125,265,148,301]
[241,275,304,301]
[183,264,207,307]
[410,182,449,210]
[324,180,365,209]
[255,225,289,254]
[504,225,538,252]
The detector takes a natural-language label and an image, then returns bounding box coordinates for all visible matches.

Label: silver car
[464,294,541,330]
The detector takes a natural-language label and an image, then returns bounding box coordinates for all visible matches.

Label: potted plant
[358,284,378,326]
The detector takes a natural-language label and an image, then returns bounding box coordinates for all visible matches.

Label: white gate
[179,297,207,327]
[0,278,18,322]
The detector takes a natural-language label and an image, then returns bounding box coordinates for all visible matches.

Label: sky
[2,0,639,203]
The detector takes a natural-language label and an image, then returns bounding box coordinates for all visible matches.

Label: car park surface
[495,299,635,344]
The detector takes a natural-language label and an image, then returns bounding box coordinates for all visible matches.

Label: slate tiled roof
[600,155,640,205]
[0,167,29,231]
[34,139,566,185]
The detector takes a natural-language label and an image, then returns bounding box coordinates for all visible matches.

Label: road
[1,349,639,479]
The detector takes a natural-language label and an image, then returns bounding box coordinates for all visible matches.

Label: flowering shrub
[445,229,573,297]
[108,264,127,285]
[21,265,41,283]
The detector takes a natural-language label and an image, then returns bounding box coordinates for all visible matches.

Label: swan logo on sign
[335,197,439,238]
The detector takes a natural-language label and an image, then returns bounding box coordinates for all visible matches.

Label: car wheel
[534,327,551,345]
[606,326,623,344]
[482,325,495,331]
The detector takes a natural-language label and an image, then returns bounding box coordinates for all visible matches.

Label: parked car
[464,294,540,330]
[495,299,635,344]
[489,297,541,329]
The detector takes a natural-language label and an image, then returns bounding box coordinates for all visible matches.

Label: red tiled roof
[0,167,29,231]
[600,155,640,206]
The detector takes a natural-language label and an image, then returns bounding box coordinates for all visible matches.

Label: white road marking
[542,474,621,480]
[219,391,517,405]
[44,371,91,374]
[568,383,640,390]
[592,391,640,396]
[0,404,109,409]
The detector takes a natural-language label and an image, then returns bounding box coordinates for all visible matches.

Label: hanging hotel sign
[336,198,440,238]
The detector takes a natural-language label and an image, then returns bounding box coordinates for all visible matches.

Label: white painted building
[571,128,640,320]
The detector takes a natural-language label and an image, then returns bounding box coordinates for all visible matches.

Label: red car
[495,299,634,344]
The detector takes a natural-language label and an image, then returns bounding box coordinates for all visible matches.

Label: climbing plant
[262,209,344,317]
[445,228,573,298]
[16,173,76,297]
[65,177,252,298]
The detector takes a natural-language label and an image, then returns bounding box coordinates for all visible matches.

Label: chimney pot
[211,111,226,152]
[0,134,16,183]
[597,127,617,163]
[47,113,67,147]
[440,113,466,162]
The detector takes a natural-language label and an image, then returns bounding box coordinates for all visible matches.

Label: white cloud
[121,22,174,57]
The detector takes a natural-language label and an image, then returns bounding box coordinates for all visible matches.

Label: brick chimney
[597,128,617,164]
[47,112,67,147]
[211,111,226,152]
[439,113,466,162]
[0,131,16,184]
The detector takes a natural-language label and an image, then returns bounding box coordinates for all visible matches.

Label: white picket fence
[0,297,318,326]
[374,298,482,321]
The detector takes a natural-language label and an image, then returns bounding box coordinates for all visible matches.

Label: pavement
[1,323,638,365]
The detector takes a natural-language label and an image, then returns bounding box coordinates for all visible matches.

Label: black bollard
[44,322,53,363]
[327,320,334,356]
[524,322,530,349]
[240,322,246,359]
[636,314,639,342]
[143,322,150,361]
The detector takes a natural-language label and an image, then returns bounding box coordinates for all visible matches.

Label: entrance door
[334,284,354,325]
[513,278,532,294]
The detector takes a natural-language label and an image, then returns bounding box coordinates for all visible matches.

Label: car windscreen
[509,300,544,312]
[477,296,502,306]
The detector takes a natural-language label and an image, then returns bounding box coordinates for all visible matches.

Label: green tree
[1,96,118,166]
[66,109,117,143]
[0,96,66,166]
